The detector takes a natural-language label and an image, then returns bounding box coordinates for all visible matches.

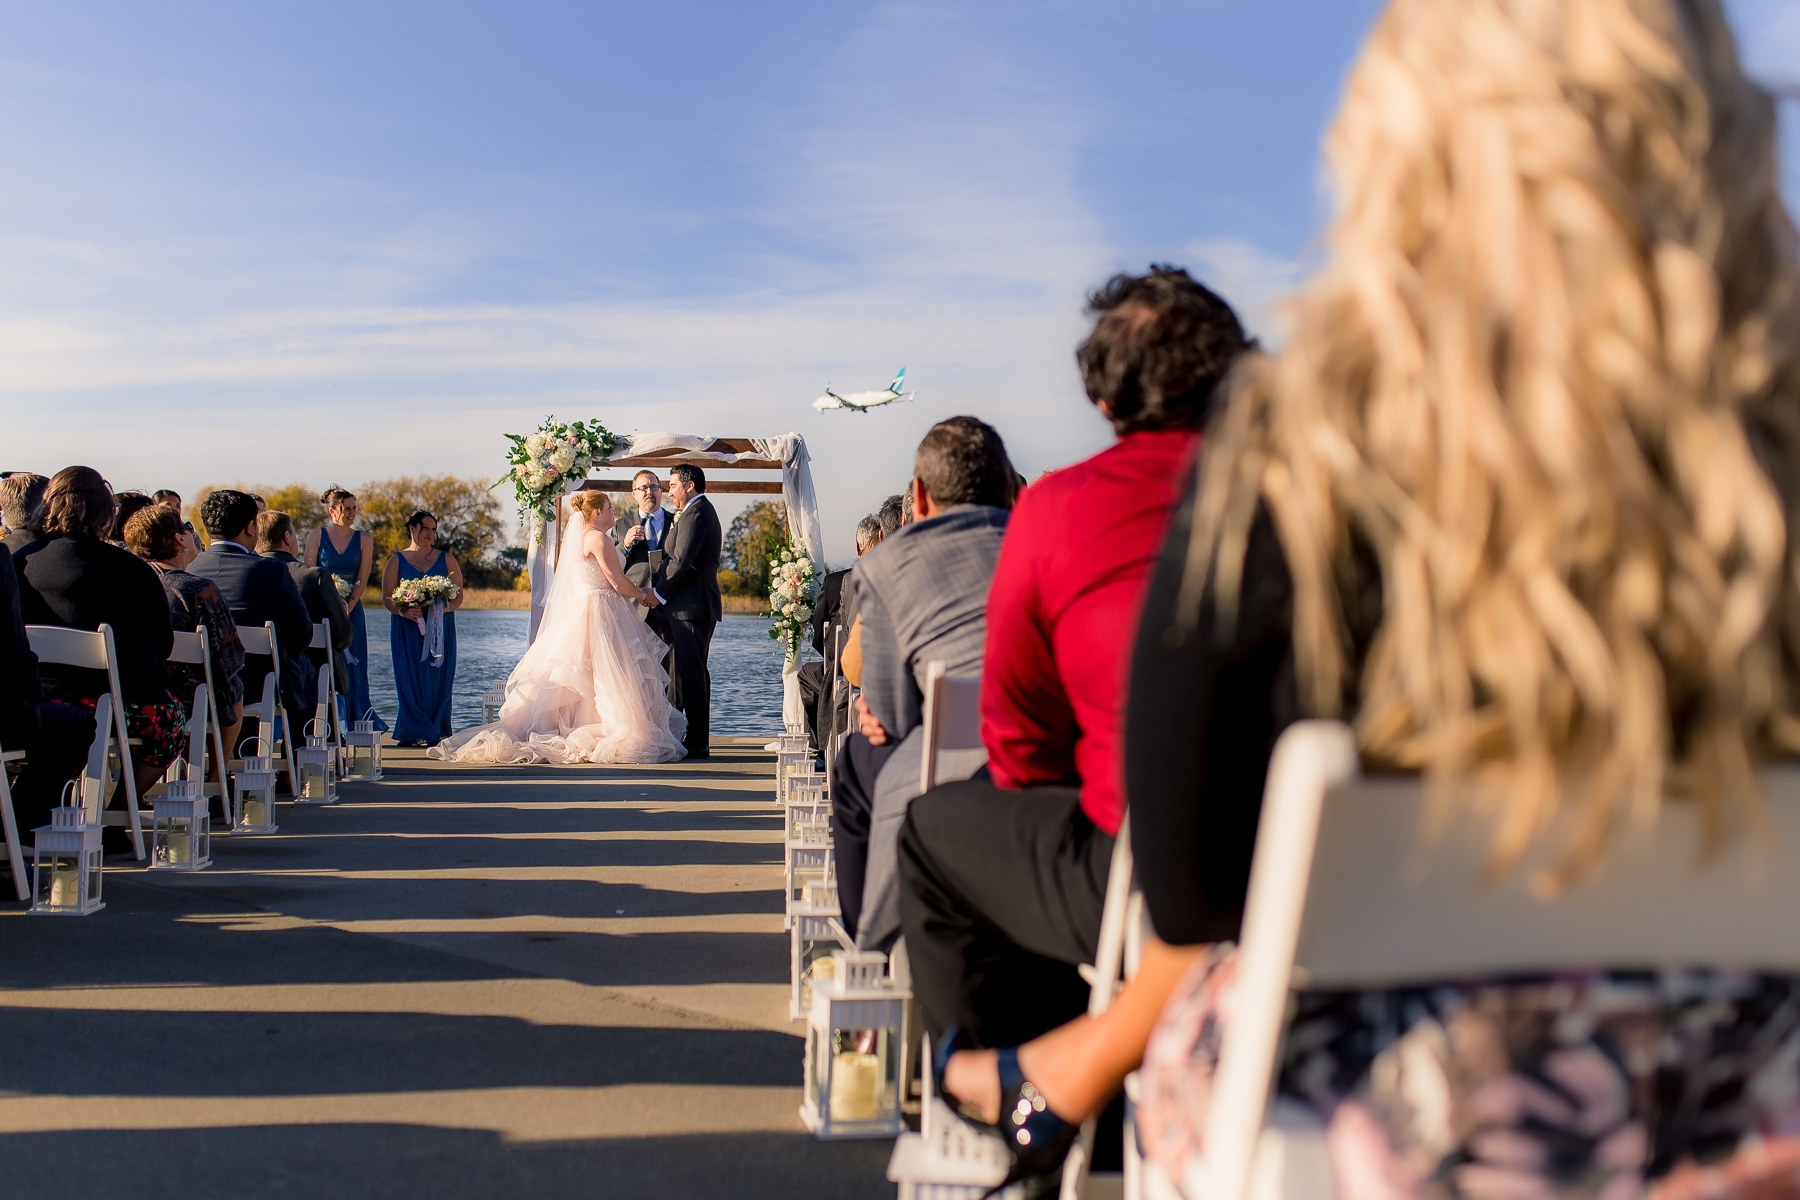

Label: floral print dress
[1137,948,1800,1199]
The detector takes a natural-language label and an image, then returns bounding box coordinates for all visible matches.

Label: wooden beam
[578,478,783,495]
[607,455,783,470]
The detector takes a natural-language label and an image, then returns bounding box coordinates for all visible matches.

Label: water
[363,608,788,737]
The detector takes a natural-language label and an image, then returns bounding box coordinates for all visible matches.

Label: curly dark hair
[200,489,259,542]
[913,416,1012,510]
[1076,265,1251,434]
[41,466,116,538]
[668,463,707,493]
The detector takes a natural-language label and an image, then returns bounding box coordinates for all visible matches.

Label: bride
[430,490,687,764]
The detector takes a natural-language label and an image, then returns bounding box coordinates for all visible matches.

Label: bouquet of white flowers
[391,575,461,612]
[491,417,618,529]
[333,575,354,602]
[764,539,817,660]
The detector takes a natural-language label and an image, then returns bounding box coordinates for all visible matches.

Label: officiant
[615,470,671,624]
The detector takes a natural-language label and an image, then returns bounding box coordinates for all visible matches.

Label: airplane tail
[889,367,906,394]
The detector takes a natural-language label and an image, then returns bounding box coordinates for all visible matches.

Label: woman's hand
[855,695,889,745]
[401,606,423,621]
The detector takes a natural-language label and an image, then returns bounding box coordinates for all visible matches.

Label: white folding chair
[1173,721,1800,1200]
[153,629,230,808]
[25,623,146,858]
[919,659,984,792]
[0,746,27,900]
[235,621,297,795]
[308,620,343,751]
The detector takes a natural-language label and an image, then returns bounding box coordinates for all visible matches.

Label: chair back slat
[167,630,206,665]
[1296,764,1800,987]
[919,660,983,792]
[309,621,329,650]
[25,625,109,670]
[237,623,273,656]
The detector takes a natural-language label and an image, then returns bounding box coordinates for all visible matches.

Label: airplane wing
[813,394,845,411]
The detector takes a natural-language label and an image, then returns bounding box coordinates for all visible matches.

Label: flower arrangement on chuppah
[491,417,619,532]
[765,539,817,660]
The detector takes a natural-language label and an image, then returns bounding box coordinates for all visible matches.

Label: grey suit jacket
[614,507,672,614]
[850,505,1009,950]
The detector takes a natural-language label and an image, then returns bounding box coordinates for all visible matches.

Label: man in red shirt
[897,268,1250,1067]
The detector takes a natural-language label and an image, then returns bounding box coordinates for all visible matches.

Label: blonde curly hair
[1186,0,1800,883]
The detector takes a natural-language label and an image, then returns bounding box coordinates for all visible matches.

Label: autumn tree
[723,501,788,597]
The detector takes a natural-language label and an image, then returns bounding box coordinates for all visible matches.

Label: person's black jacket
[811,568,850,657]
[1125,480,1380,949]
[653,495,722,623]
[0,545,47,747]
[13,532,174,705]
[616,506,673,594]
[3,528,38,556]
[267,550,352,695]
[187,541,315,714]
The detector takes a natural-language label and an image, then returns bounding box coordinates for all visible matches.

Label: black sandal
[934,1026,1080,1195]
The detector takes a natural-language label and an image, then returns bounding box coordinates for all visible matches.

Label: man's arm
[855,588,919,741]
[660,502,718,598]
[272,565,313,657]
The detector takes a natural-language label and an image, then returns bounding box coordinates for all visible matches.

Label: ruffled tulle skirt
[428,585,686,765]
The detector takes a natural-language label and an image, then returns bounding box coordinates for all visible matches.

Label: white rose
[783,603,795,616]
[525,433,547,455]
[552,445,576,471]
[796,558,812,572]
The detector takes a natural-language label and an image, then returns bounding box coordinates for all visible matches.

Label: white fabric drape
[527,511,557,644]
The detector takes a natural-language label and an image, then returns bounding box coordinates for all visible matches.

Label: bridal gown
[429,518,687,764]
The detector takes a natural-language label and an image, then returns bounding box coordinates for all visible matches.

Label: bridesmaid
[304,486,385,731]
[381,509,463,746]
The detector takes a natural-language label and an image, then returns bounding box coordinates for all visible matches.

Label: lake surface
[363,608,788,738]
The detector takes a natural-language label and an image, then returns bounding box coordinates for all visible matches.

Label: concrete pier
[0,737,891,1198]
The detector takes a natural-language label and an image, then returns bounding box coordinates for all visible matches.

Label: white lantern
[481,688,506,725]
[151,776,211,871]
[233,737,280,834]
[776,748,812,805]
[791,904,851,1019]
[295,719,338,804]
[31,793,104,916]
[343,713,382,782]
[801,950,907,1138]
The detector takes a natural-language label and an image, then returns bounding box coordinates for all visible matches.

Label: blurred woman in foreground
[936,0,1800,1194]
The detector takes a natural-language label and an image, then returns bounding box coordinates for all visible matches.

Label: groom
[648,464,722,759]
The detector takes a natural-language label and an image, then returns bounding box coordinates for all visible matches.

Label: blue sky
[2,0,1796,559]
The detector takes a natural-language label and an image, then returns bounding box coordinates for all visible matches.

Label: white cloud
[1185,237,1302,348]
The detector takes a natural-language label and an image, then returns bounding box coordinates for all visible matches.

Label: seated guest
[900,270,1248,1180]
[153,489,198,555]
[13,467,181,806]
[258,510,352,703]
[124,505,246,778]
[1,473,47,554]
[876,493,904,538]
[186,490,313,755]
[797,514,880,755]
[0,544,96,839]
[931,2,1800,1194]
[107,492,155,547]
[832,417,1013,949]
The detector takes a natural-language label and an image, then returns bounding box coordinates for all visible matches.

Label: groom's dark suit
[650,494,721,758]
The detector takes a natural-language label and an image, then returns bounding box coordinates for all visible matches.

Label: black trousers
[667,616,715,757]
[6,701,96,837]
[796,661,847,757]
[898,779,1114,1049]
[829,731,900,939]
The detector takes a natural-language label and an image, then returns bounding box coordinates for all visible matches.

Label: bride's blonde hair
[1187,0,1800,883]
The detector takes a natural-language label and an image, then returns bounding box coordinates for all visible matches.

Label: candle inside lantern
[49,861,80,907]
[829,1050,883,1122]
[243,798,265,827]
[163,830,190,865]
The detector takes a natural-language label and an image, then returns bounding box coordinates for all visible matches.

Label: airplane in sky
[812,367,915,413]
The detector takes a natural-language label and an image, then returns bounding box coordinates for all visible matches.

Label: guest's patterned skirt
[73,692,188,773]
[1137,946,1800,1199]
